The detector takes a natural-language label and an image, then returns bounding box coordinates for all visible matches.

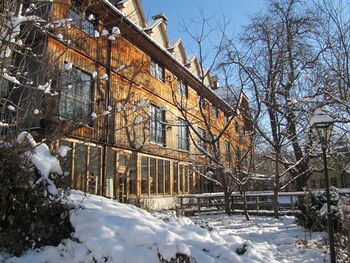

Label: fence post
[231,196,235,211]
[197,197,201,213]
[256,196,259,211]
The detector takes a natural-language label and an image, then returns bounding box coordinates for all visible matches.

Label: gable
[168,40,187,65]
[186,56,201,79]
[117,0,147,28]
[150,23,169,48]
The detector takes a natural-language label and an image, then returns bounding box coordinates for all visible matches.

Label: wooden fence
[176,189,350,216]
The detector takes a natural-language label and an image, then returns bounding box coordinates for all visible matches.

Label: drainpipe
[102,38,112,196]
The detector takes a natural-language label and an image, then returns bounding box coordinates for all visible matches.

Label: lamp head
[310,108,334,145]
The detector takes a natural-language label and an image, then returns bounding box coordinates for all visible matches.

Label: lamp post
[310,108,336,263]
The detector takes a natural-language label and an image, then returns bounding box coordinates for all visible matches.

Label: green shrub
[0,139,73,256]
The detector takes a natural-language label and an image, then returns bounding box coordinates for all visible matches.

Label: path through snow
[191,214,329,263]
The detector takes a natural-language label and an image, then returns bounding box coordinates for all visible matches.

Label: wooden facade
[35,0,252,208]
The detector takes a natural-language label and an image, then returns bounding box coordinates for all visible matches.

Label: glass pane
[179,165,183,193]
[165,161,170,194]
[105,148,116,198]
[173,162,178,194]
[158,159,164,194]
[118,154,127,167]
[150,158,156,194]
[89,146,101,195]
[129,153,137,195]
[141,156,148,194]
[73,144,87,191]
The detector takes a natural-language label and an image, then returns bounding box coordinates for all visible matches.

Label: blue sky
[141,0,265,54]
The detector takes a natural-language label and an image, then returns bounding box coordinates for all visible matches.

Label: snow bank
[3,191,247,263]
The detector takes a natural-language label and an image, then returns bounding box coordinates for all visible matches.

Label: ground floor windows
[61,138,210,201]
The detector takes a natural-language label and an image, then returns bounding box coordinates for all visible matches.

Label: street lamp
[310,108,336,263]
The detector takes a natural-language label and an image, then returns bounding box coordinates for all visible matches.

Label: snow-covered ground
[0,192,329,263]
[190,214,329,263]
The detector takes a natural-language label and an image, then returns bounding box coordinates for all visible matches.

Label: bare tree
[169,11,256,217]
[221,0,326,217]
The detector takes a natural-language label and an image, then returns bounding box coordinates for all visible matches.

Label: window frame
[150,104,166,145]
[178,118,189,151]
[177,79,188,98]
[59,65,93,124]
[69,0,98,37]
[150,58,165,82]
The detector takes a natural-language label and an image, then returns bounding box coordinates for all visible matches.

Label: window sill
[149,141,166,147]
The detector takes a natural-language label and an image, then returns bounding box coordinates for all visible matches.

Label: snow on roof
[143,18,163,32]
[102,0,237,114]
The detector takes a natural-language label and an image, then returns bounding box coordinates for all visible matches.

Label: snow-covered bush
[296,187,345,233]
[0,133,73,256]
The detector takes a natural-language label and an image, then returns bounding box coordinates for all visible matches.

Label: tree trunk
[273,150,280,218]
[224,191,231,215]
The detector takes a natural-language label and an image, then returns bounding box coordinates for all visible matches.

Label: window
[129,153,137,195]
[69,0,98,36]
[225,141,231,163]
[118,154,127,167]
[141,156,148,194]
[165,161,170,194]
[105,147,116,198]
[89,146,101,195]
[197,127,207,151]
[150,105,166,145]
[73,144,87,190]
[59,66,93,123]
[173,162,179,194]
[158,159,164,194]
[178,118,189,150]
[177,80,187,97]
[150,158,156,194]
[150,59,164,82]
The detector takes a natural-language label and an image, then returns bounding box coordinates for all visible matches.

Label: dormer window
[69,0,98,37]
[177,80,187,97]
[150,59,164,82]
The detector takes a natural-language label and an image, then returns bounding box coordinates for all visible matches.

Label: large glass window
[105,147,116,198]
[165,161,170,194]
[150,59,164,82]
[173,162,178,194]
[69,0,97,36]
[158,159,164,194]
[129,153,137,195]
[177,80,187,97]
[89,146,101,195]
[73,144,87,190]
[59,66,93,123]
[150,158,156,194]
[178,118,189,150]
[150,105,166,145]
[141,156,148,194]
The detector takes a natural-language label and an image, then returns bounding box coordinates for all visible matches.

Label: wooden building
[4,0,252,209]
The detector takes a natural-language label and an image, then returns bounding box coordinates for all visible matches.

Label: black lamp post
[310,108,336,263]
